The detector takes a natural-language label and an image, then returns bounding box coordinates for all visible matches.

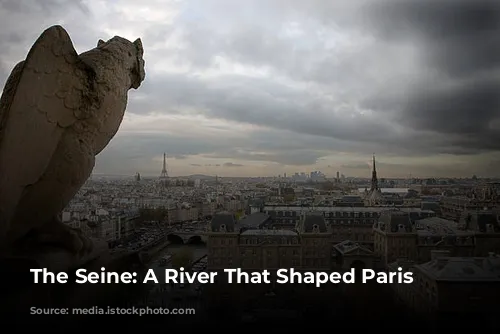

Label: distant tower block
[160,152,169,179]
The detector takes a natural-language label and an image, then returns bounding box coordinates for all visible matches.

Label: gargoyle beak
[132,57,145,89]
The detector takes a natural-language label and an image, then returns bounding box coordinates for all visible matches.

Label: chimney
[431,250,451,260]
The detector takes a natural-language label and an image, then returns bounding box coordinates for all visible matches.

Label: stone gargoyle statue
[0,25,145,270]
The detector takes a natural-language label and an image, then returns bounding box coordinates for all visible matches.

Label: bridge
[166,228,208,244]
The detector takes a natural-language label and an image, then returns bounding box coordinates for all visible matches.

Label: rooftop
[296,213,328,233]
[415,217,473,236]
[333,240,373,255]
[239,212,270,228]
[240,229,298,236]
[417,257,500,282]
[264,205,435,214]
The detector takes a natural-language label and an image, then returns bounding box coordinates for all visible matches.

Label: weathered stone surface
[0,25,145,270]
[29,238,109,272]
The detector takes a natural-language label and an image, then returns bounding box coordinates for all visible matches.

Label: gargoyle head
[97,37,145,89]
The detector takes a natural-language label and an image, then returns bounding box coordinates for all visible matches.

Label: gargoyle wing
[0,25,87,227]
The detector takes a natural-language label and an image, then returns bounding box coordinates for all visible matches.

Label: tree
[171,247,194,270]
[235,210,244,220]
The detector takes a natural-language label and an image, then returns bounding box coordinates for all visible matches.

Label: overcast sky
[0,0,499,178]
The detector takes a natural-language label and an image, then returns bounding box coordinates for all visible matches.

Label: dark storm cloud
[1,0,499,175]
[174,10,379,87]
[366,0,500,77]
[131,70,495,158]
[0,0,94,87]
[130,0,499,160]
[362,0,500,152]
[130,73,403,150]
[402,77,500,137]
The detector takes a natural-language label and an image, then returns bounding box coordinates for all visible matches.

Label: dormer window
[312,224,319,233]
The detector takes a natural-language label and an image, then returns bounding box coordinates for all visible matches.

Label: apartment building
[374,211,500,267]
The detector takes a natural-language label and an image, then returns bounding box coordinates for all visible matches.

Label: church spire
[371,154,378,191]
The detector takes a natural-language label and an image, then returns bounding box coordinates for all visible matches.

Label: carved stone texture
[0,25,145,268]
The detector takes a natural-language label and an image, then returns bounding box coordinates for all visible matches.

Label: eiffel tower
[160,153,168,179]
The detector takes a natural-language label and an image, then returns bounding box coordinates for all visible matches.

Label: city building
[263,205,435,245]
[440,182,500,220]
[389,251,500,315]
[333,240,378,270]
[374,210,500,267]
[207,212,331,272]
